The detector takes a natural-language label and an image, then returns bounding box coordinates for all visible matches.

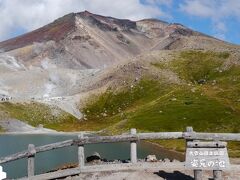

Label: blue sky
[0,0,239,45]
[141,0,240,45]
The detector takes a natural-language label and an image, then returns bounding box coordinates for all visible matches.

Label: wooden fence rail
[1,127,240,180]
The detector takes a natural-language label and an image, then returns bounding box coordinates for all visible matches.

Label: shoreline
[141,140,185,161]
[0,119,94,135]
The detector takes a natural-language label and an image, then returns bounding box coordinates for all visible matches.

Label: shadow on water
[154,170,193,180]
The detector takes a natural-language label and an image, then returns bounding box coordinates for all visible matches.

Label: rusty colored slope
[0,13,76,52]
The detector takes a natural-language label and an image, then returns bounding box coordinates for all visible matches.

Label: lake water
[0,134,184,179]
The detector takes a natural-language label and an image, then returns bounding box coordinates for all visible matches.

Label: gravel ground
[66,165,240,180]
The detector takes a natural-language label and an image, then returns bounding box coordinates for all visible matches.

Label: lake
[0,134,184,179]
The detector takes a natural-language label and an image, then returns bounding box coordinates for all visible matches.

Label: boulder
[86,152,101,163]
[163,158,170,162]
[145,155,157,162]
[171,159,180,163]
[122,159,130,163]
[197,79,206,84]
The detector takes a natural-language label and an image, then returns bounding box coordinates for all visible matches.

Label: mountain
[0,10,231,70]
[0,11,240,142]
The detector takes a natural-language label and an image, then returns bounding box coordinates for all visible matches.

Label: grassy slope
[81,50,240,157]
[0,126,4,132]
[1,50,239,156]
[0,102,80,131]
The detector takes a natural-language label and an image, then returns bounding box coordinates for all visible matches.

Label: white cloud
[179,0,240,40]
[0,0,170,41]
[179,0,214,17]
[214,21,227,33]
[145,0,172,7]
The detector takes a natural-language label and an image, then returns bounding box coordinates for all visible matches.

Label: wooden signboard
[185,141,230,170]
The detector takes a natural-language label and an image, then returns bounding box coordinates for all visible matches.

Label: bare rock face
[0,11,204,71]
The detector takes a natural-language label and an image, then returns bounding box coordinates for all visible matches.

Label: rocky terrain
[0,11,240,135]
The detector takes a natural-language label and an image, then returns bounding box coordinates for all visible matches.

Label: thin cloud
[145,0,173,7]
[0,0,170,41]
[179,0,240,40]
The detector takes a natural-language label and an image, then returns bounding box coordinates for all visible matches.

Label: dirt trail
[0,119,57,134]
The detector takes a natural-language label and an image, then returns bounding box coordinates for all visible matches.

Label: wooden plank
[35,139,74,153]
[138,132,183,140]
[74,132,185,145]
[184,132,240,141]
[187,141,227,148]
[74,134,139,145]
[0,151,29,164]
[130,129,137,163]
[0,140,74,164]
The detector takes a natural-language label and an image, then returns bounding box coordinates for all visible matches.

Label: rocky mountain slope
[0,11,208,69]
[0,11,240,135]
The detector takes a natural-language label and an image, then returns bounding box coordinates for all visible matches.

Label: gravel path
[0,119,57,134]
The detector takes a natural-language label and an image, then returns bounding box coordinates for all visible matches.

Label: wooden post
[28,144,36,177]
[186,127,203,180]
[194,169,203,180]
[130,128,137,163]
[213,170,222,180]
[78,133,85,168]
[185,126,194,146]
[186,126,193,137]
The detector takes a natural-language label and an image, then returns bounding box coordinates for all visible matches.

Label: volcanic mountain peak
[0,10,236,71]
[0,13,76,52]
[0,11,139,52]
[77,11,137,31]
[0,11,197,53]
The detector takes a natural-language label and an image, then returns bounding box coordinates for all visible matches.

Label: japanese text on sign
[185,147,230,170]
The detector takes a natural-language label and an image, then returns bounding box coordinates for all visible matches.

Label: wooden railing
[1,127,240,180]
